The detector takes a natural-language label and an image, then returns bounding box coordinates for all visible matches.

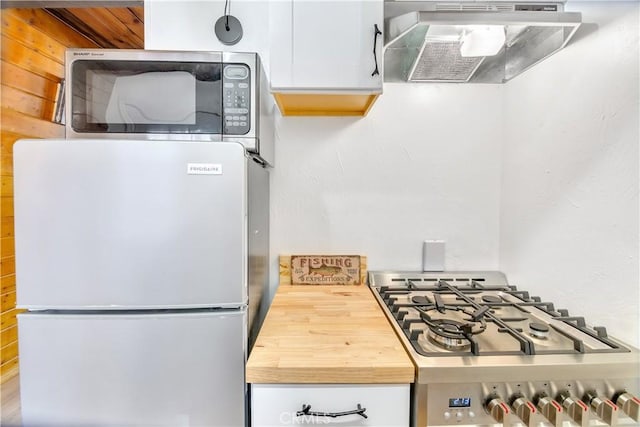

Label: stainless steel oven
[369,271,640,427]
[65,49,274,165]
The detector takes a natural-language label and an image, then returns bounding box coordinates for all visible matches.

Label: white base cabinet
[251,384,410,426]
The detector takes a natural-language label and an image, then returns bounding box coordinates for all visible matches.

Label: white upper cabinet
[144,0,384,115]
[270,0,383,92]
[144,0,270,60]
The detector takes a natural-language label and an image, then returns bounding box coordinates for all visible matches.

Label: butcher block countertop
[246,286,415,384]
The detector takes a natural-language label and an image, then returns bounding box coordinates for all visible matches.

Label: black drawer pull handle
[372,24,382,77]
[296,403,368,419]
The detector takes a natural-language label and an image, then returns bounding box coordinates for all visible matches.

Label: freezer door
[14,139,247,308]
[18,310,247,426]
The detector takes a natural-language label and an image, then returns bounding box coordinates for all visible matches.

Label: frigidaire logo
[187,163,222,175]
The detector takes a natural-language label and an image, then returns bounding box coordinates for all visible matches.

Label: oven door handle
[296,403,368,419]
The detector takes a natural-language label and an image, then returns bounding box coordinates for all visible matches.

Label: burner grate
[375,275,630,357]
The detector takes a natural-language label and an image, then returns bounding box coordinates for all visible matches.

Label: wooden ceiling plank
[2,1,142,6]
[66,8,143,49]
[4,9,98,49]
[45,8,117,49]
[108,8,144,42]
[129,6,143,23]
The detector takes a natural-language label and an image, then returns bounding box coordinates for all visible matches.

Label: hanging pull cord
[372,24,382,76]
[224,0,231,30]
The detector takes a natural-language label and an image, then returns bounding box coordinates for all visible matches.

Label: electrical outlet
[422,240,445,272]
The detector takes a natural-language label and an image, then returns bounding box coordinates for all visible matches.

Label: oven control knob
[537,394,564,427]
[511,395,538,427]
[558,392,590,427]
[615,392,640,422]
[486,397,511,423]
[587,391,619,426]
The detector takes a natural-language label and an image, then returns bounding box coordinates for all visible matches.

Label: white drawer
[251,384,410,426]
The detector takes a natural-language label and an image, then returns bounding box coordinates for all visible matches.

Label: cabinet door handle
[371,24,382,77]
[296,403,368,419]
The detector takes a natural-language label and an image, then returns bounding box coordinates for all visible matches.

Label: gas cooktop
[371,271,628,357]
[369,271,640,427]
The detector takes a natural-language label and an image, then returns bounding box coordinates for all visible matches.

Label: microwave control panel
[223,64,251,136]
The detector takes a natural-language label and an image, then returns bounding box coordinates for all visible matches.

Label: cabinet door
[145,0,270,57]
[290,0,383,90]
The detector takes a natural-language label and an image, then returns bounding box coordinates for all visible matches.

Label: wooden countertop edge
[246,366,415,384]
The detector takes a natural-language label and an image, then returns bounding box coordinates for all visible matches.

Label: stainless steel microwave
[65,49,274,165]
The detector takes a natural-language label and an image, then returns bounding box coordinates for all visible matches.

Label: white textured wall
[271,84,503,288]
[500,2,639,346]
[145,0,504,314]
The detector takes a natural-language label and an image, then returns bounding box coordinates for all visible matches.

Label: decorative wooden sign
[280,255,367,286]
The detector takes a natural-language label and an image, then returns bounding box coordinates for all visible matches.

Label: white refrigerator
[14,139,269,426]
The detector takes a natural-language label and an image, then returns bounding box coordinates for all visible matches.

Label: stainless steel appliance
[369,271,640,427]
[14,50,273,427]
[65,49,274,166]
[383,1,582,83]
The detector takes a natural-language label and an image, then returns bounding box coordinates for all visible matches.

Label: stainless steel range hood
[384,1,581,83]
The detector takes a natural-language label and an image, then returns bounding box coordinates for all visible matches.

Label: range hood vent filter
[410,42,484,82]
[383,2,582,83]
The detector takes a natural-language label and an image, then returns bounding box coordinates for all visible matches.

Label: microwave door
[69,58,223,135]
[105,71,197,125]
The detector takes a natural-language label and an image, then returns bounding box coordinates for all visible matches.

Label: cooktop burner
[418,303,487,352]
[370,271,629,357]
[368,271,640,427]
[426,319,479,351]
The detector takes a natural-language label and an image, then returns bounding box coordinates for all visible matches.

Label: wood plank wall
[0,8,101,384]
[47,7,144,49]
